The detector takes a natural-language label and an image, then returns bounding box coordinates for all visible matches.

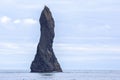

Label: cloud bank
[0,16,37,25]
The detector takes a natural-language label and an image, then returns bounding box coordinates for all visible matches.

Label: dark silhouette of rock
[30,6,62,72]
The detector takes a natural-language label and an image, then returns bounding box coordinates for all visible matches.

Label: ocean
[0,70,120,80]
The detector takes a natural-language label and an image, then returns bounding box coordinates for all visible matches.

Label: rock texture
[30,6,62,72]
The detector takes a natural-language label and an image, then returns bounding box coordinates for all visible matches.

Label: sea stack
[30,6,62,72]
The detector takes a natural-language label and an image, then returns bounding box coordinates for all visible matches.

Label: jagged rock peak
[42,6,52,17]
[30,6,62,72]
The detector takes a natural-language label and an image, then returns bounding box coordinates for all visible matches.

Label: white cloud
[14,18,37,25]
[23,18,37,25]
[58,36,117,40]
[0,42,19,49]
[0,16,37,25]
[0,42,37,54]
[104,24,111,29]
[0,16,11,24]
[54,43,120,53]
[13,19,21,24]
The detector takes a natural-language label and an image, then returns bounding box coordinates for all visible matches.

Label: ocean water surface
[0,70,120,80]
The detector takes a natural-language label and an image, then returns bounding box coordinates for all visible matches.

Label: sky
[0,0,120,71]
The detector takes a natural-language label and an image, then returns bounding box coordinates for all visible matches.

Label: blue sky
[0,0,120,71]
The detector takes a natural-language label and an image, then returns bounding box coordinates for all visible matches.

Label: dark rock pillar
[30,6,62,72]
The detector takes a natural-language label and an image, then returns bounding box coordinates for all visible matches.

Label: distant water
[0,70,120,80]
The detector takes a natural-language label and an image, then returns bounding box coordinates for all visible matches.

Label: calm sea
[0,70,120,80]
